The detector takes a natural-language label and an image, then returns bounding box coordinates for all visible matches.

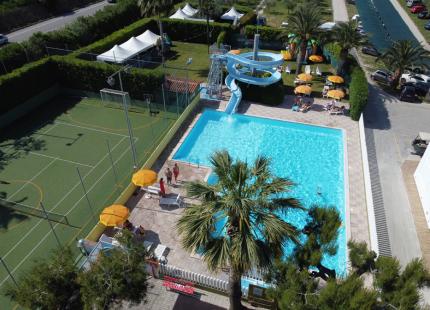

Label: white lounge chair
[153,244,169,263]
[159,193,184,208]
[285,64,291,74]
[305,65,311,75]
[329,106,345,115]
[316,66,322,76]
[143,185,160,195]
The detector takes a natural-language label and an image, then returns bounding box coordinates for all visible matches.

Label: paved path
[389,0,430,50]
[6,1,110,42]
[332,0,349,22]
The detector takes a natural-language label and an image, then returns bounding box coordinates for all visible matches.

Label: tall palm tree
[177,150,303,310]
[286,6,323,74]
[331,20,367,75]
[138,0,173,63]
[376,40,430,89]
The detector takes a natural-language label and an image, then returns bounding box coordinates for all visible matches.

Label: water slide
[215,51,284,114]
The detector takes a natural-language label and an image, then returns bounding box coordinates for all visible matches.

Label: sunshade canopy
[221,7,244,20]
[100,205,129,226]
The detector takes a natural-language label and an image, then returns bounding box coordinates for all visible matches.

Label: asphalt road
[5,1,111,43]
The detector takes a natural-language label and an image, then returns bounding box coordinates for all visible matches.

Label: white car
[400,73,430,85]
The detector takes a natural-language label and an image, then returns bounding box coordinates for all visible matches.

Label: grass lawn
[346,1,358,19]
[395,0,430,42]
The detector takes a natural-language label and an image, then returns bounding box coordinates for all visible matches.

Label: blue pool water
[173,110,346,275]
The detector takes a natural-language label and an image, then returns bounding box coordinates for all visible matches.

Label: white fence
[414,147,430,228]
[359,114,379,255]
[158,264,229,293]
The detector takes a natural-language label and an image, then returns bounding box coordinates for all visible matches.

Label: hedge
[244,25,284,41]
[0,57,58,114]
[0,0,140,75]
[349,67,368,121]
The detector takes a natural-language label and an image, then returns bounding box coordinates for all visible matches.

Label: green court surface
[0,96,178,308]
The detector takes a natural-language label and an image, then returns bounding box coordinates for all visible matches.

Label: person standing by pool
[173,163,180,183]
[159,178,166,196]
[165,168,173,185]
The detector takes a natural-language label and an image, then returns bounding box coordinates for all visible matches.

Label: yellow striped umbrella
[132,169,158,187]
[327,89,345,100]
[294,85,312,95]
[100,204,129,227]
[297,73,313,82]
[309,55,323,62]
[327,75,344,84]
[229,49,241,55]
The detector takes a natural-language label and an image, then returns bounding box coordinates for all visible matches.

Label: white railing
[158,264,229,293]
[359,113,379,255]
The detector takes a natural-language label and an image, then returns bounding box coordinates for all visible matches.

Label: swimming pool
[173,110,347,275]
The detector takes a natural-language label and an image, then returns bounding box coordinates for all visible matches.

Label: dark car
[418,10,430,18]
[400,86,417,102]
[402,81,430,96]
[425,21,430,30]
[361,45,380,56]
[0,34,8,46]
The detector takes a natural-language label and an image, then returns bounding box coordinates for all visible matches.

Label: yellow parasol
[99,204,129,227]
[327,75,344,84]
[327,89,345,100]
[229,49,241,55]
[294,85,312,95]
[281,50,292,60]
[309,55,323,63]
[297,73,313,82]
[132,169,158,187]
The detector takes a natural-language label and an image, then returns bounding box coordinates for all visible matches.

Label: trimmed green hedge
[349,67,368,121]
[217,31,227,47]
[238,80,284,106]
[0,57,57,114]
[244,25,284,41]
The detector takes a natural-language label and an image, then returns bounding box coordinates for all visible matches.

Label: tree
[376,40,430,89]
[294,206,341,280]
[199,0,223,52]
[347,240,376,275]
[330,21,367,75]
[177,150,303,310]
[138,0,173,63]
[79,230,149,309]
[285,6,323,74]
[5,247,83,309]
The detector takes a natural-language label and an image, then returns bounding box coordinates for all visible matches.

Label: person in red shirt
[173,163,180,183]
[159,178,166,197]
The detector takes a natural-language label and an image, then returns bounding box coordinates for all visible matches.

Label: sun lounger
[143,185,160,195]
[153,244,169,263]
[285,64,291,74]
[329,106,345,115]
[316,66,322,76]
[159,193,184,207]
[305,65,311,75]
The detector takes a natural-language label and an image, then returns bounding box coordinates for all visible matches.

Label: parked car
[425,21,430,30]
[407,0,422,7]
[400,86,417,102]
[371,69,393,84]
[418,10,430,18]
[0,34,8,46]
[411,4,426,13]
[400,73,430,85]
[361,45,380,56]
[401,81,430,96]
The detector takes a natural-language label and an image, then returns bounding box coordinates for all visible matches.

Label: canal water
[355,0,420,50]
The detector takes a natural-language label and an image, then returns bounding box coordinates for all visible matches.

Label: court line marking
[0,141,133,287]
[29,152,94,168]
[7,158,57,201]
[55,121,129,138]
[0,136,127,262]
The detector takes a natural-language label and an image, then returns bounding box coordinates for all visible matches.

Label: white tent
[170,8,192,20]
[96,30,161,63]
[96,45,133,63]
[182,3,198,16]
[221,7,244,21]
[319,22,336,30]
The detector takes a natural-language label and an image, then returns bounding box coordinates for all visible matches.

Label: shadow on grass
[0,192,29,230]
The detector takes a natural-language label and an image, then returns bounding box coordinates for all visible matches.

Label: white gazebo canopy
[182,3,198,16]
[319,22,336,30]
[221,7,244,21]
[170,8,192,20]
[96,30,161,64]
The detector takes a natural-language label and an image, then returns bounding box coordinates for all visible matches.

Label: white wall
[414,147,430,228]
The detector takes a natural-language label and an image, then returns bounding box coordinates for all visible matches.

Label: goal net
[100,88,155,115]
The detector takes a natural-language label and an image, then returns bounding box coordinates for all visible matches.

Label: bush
[216,31,227,47]
[239,10,257,26]
[244,25,284,42]
[0,43,29,74]
[238,80,284,106]
[0,57,58,114]
[349,67,368,121]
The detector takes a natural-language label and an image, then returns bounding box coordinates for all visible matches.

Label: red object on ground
[162,276,195,295]
[411,4,426,13]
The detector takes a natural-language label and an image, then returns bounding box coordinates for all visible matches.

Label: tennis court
[0,95,179,308]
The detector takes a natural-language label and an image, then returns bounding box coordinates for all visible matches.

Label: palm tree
[376,40,430,89]
[177,150,303,310]
[138,0,173,63]
[331,20,367,75]
[286,6,323,74]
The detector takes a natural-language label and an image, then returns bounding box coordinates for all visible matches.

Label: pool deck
[125,93,369,283]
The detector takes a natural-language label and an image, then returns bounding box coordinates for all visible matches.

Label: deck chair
[285,64,291,74]
[305,65,311,75]
[316,66,322,76]
[143,185,160,195]
[159,193,184,208]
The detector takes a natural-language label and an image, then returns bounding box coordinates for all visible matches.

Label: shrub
[216,31,227,47]
[238,80,284,106]
[0,57,58,114]
[244,25,284,42]
[349,66,368,121]
[0,43,29,75]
